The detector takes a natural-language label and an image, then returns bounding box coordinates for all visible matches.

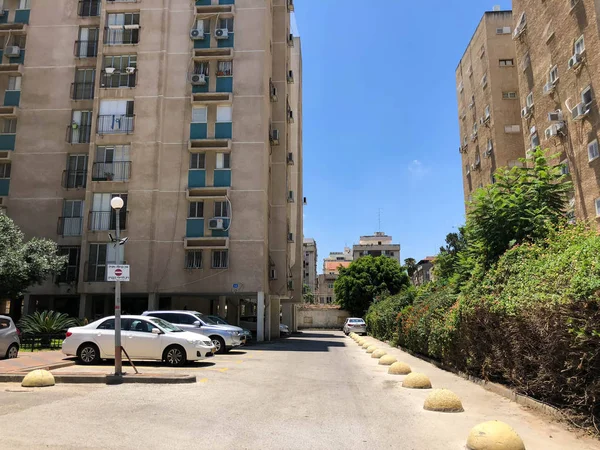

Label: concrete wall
[296,306,350,330]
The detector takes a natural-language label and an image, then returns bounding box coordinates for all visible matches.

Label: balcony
[74,40,99,58]
[193,47,233,60]
[62,170,87,189]
[89,210,127,231]
[189,138,230,151]
[78,1,101,17]
[92,161,131,181]
[0,13,27,31]
[104,28,139,46]
[0,106,17,118]
[191,91,232,104]
[57,217,84,237]
[97,115,135,135]
[85,262,106,282]
[187,169,230,198]
[71,82,95,100]
[100,71,136,89]
[195,2,234,13]
[55,266,79,284]
[66,124,92,144]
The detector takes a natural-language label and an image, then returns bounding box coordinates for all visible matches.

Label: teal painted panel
[192,77,209,93]
[216,77,233,93]
[0,50,3,60]
[0,134,15,150]
[14,9,30,24]
[0,179,9,196]
[213,169,231,187]
[190,123,207,139]
[186,218,205,238]
[196,0,211,5]
[0,11,7,24]
[217,33,234,48]
[3,90,20,107]
[219,0,235,4]
[193,35,211,49]
[215,122,232,139]
[211,219,230,237]
[188,170,206,188]
[9,49,24,64]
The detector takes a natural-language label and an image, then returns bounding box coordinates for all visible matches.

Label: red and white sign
[107,264,130,282]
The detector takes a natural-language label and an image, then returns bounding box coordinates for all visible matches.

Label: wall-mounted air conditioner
[4,46,20,57]
[191,74,206,85]
[208,218,225,230]
[571,102,588,121]
[215,28,229,40]
[568,53,583,70]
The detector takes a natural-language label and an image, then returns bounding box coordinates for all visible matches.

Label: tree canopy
[334,256,409,316]
[0,214,66,299]
[404,258,417,277]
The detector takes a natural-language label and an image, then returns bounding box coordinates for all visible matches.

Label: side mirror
[193,320,202,327]
[151,328,162,335]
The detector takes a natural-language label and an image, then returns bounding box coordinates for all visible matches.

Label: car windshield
[208,315,228,325]
[194,313,217,325]
[149,318,183,332]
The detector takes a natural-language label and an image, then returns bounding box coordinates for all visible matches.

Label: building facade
[352,232,400,263]
[302,238,317,294]
[1,0,302,341]
[512,0,600,221]
[456,10,526,205]
[411,257,435,287]
[315,247,352,304]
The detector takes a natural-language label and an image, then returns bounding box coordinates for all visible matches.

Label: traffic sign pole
[114,207,122,377]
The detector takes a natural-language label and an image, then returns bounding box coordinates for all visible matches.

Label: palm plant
[18,310,79,334]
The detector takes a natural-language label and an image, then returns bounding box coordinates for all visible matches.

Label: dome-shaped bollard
[402,372,432,389]
[423,389,464,412]
[378,355,397,366]
[362,342,370,349]
[366,345,377,354]
[388,361,412,375]
[466,421,526,450]
[357,339,365,346]
[371,349,387,359]
[21,369,55,388]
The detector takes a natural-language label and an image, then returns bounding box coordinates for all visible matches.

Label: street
[0,331,598,450]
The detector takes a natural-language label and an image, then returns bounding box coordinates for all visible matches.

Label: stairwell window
[502,92,517,99]
[505,125,520,133]
[190,153,205,169]
[212,250,228,269]
[188,202,204,218]
[588,139,599,162]
[499,59,514,66]
[185,251,203,269]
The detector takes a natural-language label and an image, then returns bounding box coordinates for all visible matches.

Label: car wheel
[211,336,226,354]
[163,345,186,367]
[77,343,100,365]
[5,343,18,359]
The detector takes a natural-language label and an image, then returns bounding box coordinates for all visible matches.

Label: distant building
[303,239,318,295]
[317,247,352,304]
[412,257,435,287]
[317,273,336,304]
[352,232,401,263]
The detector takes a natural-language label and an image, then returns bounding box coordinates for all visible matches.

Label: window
[185,251,203,269]
[472,122,478,134]
[0,163,10,178]
[582,86,593,105]
[463,135,467,145]
[574,35,585,55]
[549,65,558,84]
[465,163,470,175]
[190,153,205,169]
[57,246,80,283]
[457,81,463,92]
[214,201,229,218]
[515,12,526,31]
[505,125,521,133]
[192,107,207,123]
[543,21,555,42]
[480,44,485,58]
[496,26,511,34]
[102,55,137,88]
[526,92,534,107]
[97,319,115,330]
[484,105,490,119]
[487,139,493,152]
[19,0,31,8]
[218,18,234,32]
[326,296,332,303]
[469,95,475,108]
[481,73,487,88]
[328,283,334,289]
[1,118,16,134]
[188,202,204,218]
[212,250,228,269]
[217,61,233,76]
[216,152,230,169]
[194,61,209,76]
[7,77,21,91]
[588,140,599,162]
[531,132,540,149]
[130,320,154,333]
[502,92,517,99]
[499,59,514,66]
[560,160,570,175]
[596,198,600,217]
[195,18,210,34]
[521,52,530,72]
[288,190,294,202]
[216,105,232,123]
[106,13,140,45]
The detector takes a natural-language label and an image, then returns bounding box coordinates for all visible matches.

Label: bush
[364,289,415,343]
[18,310,79,334]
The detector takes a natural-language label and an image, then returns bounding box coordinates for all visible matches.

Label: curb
[1,360,76,374]
[0,372,196,385]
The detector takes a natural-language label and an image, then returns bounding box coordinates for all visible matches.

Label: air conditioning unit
[571,102,588,121]
[287,152,294,164]
[191,74,206,85]
[544,123,563,139]
[125,66,136,74]
[190,25,204,40]
[548,110,563,122]
[270,129,280,145]
[208,218,225,230]
[104,67,116,74]
[215,28,229,40]
[521,106,532,118]
[4,46,20,57]
[543,82,555,96]
[568,53,583,70]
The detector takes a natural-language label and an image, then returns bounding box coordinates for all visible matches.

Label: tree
[302,284,315,304]
[404,258,417,277]
[434,229,467,282]
[0,214,66,299]
[334,256,409,316]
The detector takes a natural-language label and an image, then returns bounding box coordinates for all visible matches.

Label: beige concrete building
[302,238,317,294]
[456,9,526,205]
[511,0,600,221]
[1,0,302,341]
[411,257,435,287]
[352,232,400,263]
[315,247,351,304]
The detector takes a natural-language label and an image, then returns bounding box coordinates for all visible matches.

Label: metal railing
[88,210,127,231]
[20,333,66,351]
[100,71,136,88]
[70,82,95,100]
[66,124,92,143]
[92,161,131,181]
[78,0,101,17]
[96,114,135,135]
[85,261,106,282]
[57,216,84,236]
[61,169,87,188]
[55,266,79,284]
[74,40,99,58]
[103,28,140,45]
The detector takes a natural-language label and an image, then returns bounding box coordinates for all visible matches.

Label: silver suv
[142,311,245,354]
[0,315,20,359]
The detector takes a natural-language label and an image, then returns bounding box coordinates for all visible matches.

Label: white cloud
[408,160,429,179]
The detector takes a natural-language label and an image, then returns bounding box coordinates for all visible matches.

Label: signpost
[107,264,130,282]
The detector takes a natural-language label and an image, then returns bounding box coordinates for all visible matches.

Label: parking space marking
[199,378,208,383]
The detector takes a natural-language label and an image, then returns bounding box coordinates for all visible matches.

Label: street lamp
[110,196,124,377]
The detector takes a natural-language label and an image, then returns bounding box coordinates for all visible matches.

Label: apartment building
[411,257,435,287]
[352,232,400,263]
[511,0,600,221]
[316,247,352,304]
[456,9,526,205]
[302,238,317,294]
[1,0,302,341]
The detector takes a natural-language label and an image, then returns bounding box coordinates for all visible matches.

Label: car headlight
[231,331,239,336]
[187,339,201,345]
[203,340,213,346]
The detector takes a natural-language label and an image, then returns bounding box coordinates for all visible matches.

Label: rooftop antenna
[377,208,383,232]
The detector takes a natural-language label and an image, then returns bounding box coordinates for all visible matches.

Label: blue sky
[293,0,512,271]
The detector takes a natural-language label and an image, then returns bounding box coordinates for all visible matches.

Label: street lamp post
[110,196,124,377]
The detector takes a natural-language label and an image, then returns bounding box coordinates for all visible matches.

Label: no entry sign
[107,265,130,282]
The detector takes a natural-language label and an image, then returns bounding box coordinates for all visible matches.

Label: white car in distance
[62,315,216,367]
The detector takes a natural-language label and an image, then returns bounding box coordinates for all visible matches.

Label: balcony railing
[100,71,136,88]
[57,217,84,237]
[89,210,127,231]
[61,170,87,189]
[103,28,140,45]
[92,161,131,181]
[66,124,92,144]
[74,40,99,58]
[97,114,135,135]
[78,1,101,17]
[70,82,95,100]
[55,266,79,284]
[85,261,106,282]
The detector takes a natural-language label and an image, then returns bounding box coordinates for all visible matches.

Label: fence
[19,332,66,351]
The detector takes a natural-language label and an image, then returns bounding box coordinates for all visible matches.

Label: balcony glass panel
[194,36,211,49]
[217,34,234,48]
[192,79,209,93]
[89,211,127,231]
[0,178,9,196]
[213,169,231,187]
[3,91,20,107]
[58,217,84,237]
[92,161,131,181]
[215,122,232,139]
[190,123,207,139]
[14,9,30,25]
[0,134,15,150]
[195,0,211,5]
[186,218,205,238]
[0,12,8,25]
[188,170,206,188]
[211,219,230,237]
[216,77,233,93]
[219,0,235,4]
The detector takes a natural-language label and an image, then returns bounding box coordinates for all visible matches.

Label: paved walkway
[0,351,72,373]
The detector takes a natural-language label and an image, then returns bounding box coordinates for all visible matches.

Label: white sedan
[62,315,216,367]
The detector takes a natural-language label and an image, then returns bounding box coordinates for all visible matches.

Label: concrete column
[281,303,292,330]
[226,298,239,325]
[218,296,226,317]
[265,297,271,341]
[78,294,88,320]
[22,294,32,316]
[257,291,265,342]
[270,297,280,339]
[148,292,159,311]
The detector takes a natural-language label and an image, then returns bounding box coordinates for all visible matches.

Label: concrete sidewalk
[0,351,74,373]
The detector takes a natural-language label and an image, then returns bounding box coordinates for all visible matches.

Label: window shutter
[216,105,232,123]
[192,107,207,123]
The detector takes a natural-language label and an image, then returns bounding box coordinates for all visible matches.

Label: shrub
[365,289,415,342]
[18,310,79,334]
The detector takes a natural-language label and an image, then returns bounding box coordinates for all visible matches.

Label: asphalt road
[0,331,598,450]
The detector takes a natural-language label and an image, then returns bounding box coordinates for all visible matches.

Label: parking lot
[1,332,599,450]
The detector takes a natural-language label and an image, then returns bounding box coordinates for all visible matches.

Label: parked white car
[343,318,366,335]
[62,315,216,366]
[0,315,19,359]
